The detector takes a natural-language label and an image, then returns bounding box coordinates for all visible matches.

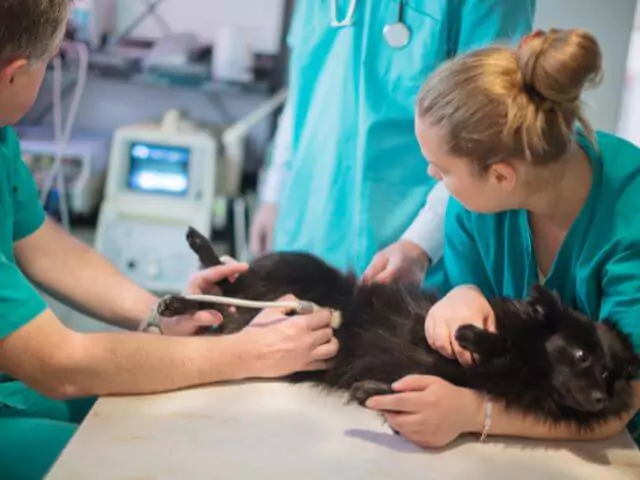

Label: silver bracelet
[480,398,493,442]
[138,306,164,334]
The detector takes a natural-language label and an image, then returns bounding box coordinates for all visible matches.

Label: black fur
[158,227,640,431]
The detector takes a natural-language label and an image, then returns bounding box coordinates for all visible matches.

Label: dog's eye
[575,350,590,365]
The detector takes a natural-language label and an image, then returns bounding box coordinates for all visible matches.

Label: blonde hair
[417,28,603,170]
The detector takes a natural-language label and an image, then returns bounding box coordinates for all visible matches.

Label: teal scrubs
[438,131,640,444]
[274,0,536,275]
[0,126,95,479]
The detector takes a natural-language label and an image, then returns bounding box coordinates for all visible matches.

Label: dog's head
[521,285,639,413]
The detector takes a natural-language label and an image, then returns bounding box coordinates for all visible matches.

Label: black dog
[158,227,640,432]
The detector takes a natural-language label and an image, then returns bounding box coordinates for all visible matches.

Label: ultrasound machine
[95,89,287,293]
[94,109,218,293]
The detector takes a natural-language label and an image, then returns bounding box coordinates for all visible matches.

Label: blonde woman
[367,29,640,448]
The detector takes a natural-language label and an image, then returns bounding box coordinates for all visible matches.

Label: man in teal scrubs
[250,0,536,278]
[0,4,338,477]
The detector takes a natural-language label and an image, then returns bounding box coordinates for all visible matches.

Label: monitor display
[127,142,190,196]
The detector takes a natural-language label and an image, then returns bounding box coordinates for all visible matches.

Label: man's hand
[240,295,339,377]
[160,261,249,336]
[363,240,430,285]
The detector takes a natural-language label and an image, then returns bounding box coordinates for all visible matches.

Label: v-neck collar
[520,132,602,288]
[0,128,7,152]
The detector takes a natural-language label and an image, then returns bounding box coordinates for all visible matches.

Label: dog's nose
[591,391,606,409]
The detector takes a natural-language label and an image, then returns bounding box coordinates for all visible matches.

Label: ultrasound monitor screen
[127,143,190,196]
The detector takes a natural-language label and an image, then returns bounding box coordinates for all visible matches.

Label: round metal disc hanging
[383,21,411,49]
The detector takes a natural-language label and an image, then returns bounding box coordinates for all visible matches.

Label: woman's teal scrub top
[274,0,536,275]
[439,131,640,443]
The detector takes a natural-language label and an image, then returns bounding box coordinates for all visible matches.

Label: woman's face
[414,117,522,213]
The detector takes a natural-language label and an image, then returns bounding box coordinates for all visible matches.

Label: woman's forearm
[467,383,640,441]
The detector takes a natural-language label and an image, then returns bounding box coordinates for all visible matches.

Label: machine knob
[146,258,161,279]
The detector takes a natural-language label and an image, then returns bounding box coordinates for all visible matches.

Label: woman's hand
[240,295,340,377]
[160,260,249,336]
[425,285,495,366]
[365,375,483,449]
[362,240,430,285]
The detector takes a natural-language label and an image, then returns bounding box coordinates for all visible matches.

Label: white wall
[617,3,640,146]
[115,0,286,54]
[533,0,637,135]
[114,0,637,134]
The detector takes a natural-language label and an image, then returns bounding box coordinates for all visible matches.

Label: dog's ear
[526,284,563,327]
[531,284,560,301]
[528,285,562,309]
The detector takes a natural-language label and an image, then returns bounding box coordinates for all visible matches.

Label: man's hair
[0,0,69,67]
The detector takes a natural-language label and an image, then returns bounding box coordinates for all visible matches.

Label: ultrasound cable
[167,294,343,329]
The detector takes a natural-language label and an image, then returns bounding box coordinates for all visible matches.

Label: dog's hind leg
[185,226,233,291]
[156,295,211,317]
[350,381,395,406]
[349,381,401,435]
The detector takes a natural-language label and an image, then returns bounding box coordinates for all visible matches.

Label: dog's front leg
[455,325,506,359]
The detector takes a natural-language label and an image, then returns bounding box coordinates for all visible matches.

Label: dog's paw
[455,324,484,352]
[186,227,210,252]
[157,296,192,317]
[186,226,224,270]
[349,380,394,406]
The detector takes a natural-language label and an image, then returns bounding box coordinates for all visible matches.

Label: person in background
[366,28,640,448]
[250,0,536,285]
[0,2,337,478]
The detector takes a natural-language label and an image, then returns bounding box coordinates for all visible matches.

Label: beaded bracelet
[138,307,164,335]
[480,398,493,442]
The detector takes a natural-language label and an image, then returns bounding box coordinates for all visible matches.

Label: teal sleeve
[3,128,46,241]
[599,240,640,357]
[453,0,536,54]
[441,200,496,298]
[0,254,47,339]
[0,417,77,480]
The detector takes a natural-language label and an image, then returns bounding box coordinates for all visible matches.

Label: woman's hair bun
[516,28,603,105]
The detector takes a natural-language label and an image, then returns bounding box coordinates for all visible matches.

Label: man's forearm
[46,244,157,331]
[468,383,640,441]
[59,331,253,398]
[15,218,158,330]
[5,318,255,399]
